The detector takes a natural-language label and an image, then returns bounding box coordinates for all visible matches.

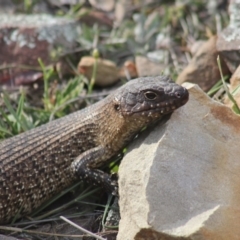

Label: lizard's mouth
[123,88,189,117]
[124,102,180,117]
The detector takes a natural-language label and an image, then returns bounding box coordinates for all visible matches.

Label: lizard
[0,75,189,224]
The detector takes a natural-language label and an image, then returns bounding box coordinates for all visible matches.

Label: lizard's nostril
[175,88,189,100]
[175,92,181,98]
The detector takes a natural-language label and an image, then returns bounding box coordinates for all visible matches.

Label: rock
[78,8,113,28]
[216,0,240,73]
[88,0,115,12]
[0,14,81,75]
[78,56,119,87]
[117,82,240,240]
[176,36,230,92]
[135,56,166,77]
[0,235,18,240]
[0,0,15,13]
[49,0,79,6]
[78,57,138,87]
[189,40,206,56]
[118,60,138,79]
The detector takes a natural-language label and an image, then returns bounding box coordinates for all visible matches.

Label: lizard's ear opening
[114,103,120,111]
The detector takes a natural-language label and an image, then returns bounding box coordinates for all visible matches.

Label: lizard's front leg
[71,146,118,195]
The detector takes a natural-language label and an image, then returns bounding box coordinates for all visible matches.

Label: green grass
[217,55,240,114]
[0,64,86,139]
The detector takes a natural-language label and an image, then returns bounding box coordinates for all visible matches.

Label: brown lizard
[0,76,189,224]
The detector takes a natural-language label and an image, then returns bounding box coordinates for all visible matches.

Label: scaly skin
[0,75,188,224]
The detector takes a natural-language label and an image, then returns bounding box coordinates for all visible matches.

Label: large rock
[117,82,240,240]
[0,14,81,75]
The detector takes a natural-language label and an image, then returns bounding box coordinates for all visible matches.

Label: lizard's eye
[114,103,120,111]
[144,91,157,100]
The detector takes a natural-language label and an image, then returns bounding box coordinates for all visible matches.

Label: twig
[0,225,84,238]
[60,216,107,240]
[0,64,41,71]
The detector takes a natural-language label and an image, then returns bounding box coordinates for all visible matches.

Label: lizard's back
[0,76,189,224]
[0,100,105,223]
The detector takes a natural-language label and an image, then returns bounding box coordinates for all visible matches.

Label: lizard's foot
[110,173,119,196]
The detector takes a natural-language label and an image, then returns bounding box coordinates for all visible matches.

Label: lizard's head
[113,76,188,123]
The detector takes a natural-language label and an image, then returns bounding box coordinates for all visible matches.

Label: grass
[206,56,240,115]
[217,55,240,114]
[0,92,33,138]
[0,57,118,238]
[0,55,93,140]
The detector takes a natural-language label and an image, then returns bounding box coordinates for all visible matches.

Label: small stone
[118,60,138,79]
[135,55,166,77]
[78,56,119,87]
